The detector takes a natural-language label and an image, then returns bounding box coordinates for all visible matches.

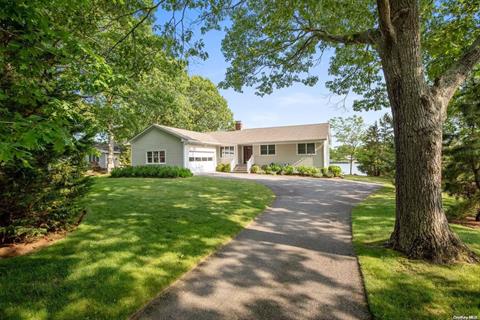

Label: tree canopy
[0,0,233,242]
[197,0,480,109]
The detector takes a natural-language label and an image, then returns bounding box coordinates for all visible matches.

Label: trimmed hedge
[110,166,193,178]
[251,162,342,178]
[282,165,295,175]
[296,165,320,176]
[216,163,231,172]
[328,165,342,177]
[250,164,261,173]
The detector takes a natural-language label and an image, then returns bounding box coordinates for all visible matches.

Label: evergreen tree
[443,78,480,220]
[357,114,395,177]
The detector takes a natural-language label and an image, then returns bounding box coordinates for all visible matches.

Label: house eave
[182,139,223,146]
[129,124,194,143]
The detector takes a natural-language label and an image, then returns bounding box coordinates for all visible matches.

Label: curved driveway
[133,174,380,320]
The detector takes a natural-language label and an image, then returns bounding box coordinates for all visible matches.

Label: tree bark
[107,125,115,173]
[376,0,478,263]
[388,96,475,262]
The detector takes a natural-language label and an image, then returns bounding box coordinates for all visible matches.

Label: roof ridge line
[207,122,329,133]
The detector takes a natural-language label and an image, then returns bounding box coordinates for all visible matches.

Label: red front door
[243,146,253,164]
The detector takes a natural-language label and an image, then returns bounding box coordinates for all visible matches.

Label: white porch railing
[246,155,254,173]
[230,158,236,172]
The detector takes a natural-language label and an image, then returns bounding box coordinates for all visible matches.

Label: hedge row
[251,163,342,178]
[110,166,193,178]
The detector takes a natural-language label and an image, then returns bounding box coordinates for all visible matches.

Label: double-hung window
[220,146,234,158]
[146,150,166,164]
[297,143,316,155]
[260,144,275,155]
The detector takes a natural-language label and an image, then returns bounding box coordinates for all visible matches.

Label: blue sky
[155,15,388,129]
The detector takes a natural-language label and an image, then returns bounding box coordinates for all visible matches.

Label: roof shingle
[149,123,329,145]
[207,123,330,144]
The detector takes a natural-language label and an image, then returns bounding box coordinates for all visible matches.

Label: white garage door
[188,150,216,173]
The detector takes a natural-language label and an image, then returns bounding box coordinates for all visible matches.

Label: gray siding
[252,142,325,168]
[131,128,184,167]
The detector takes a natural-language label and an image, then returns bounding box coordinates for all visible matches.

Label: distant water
[330,162,366,176]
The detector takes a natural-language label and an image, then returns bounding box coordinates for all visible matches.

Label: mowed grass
[343,174,393,185]
[0,177,274,320]
[352,185,480,319]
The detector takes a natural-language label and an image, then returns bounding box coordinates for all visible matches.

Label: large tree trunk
[106,125,115,173]
[376,0,477,263]
[388,95,475,262]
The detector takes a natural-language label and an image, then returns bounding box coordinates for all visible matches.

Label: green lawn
[0,177,274,320]
[352,185,480,319]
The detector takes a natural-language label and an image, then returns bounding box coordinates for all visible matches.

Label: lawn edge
[349,185,385,320]
[129,178,276,320]
[350,185,392,320]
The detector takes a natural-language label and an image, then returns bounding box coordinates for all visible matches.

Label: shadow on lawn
[356,243,480,319]
[0,177,272,320]
[352,185,480,319]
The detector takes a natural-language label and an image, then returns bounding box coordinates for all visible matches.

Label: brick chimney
[235,120,243,130]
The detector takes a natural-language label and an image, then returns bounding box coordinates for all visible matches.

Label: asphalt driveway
[133,174,381,320]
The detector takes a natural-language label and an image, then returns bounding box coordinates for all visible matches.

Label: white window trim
[145,150,166,164]
[220,145,235,158]
[258,144,276,156]
[296,143,317,155]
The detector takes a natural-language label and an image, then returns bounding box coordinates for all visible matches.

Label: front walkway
[133,174,380,320]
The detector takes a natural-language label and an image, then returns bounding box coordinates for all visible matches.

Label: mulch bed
[451,216,480,229]
[0,210,86,259]
[0,232,66,259]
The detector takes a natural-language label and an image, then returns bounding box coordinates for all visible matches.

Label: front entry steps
[233,164,248,173]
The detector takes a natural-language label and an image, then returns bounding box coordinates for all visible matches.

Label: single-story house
[129,121,330,174]
[86,143,121,169]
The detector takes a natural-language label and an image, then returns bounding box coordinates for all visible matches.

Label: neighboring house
[86,143,121,170]
[129,121,330,174]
